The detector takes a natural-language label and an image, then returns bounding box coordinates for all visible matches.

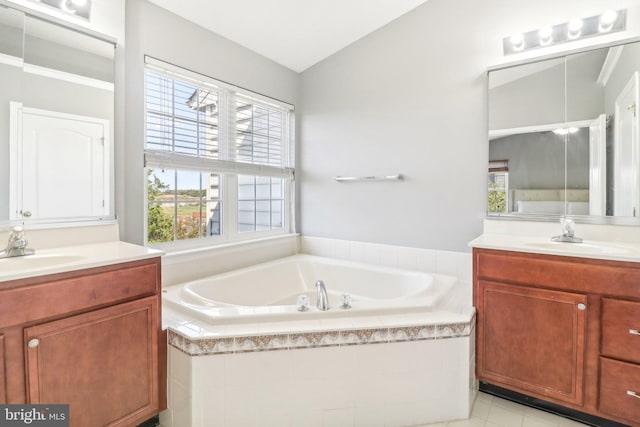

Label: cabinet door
[0,334,5,404]
[24,297,159,427]
[477,281,587,406]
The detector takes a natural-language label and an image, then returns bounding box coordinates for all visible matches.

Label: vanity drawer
[599,357,640,424]
[0,261,159,328]
[602,298,640,364]
[475,250,640,296]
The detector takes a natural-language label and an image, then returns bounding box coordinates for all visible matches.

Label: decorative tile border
[168,314,476,356]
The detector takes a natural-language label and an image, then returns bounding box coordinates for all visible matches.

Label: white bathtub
[162,254,456,323]
[161,254,476,427]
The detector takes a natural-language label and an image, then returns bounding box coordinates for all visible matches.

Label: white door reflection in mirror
[613,72,639,217]
[10,102,110,220]
[589,114,607,216]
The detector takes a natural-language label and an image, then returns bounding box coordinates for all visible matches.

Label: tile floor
[420,391,589,427]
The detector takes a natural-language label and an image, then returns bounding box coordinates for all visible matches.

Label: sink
[524,241,633,255]
[0,253,87,271]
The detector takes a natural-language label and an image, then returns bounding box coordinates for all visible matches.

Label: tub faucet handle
[340,293,352,309]
[315,280,330,311]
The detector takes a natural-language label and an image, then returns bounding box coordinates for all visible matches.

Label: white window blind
[144,57,294,178]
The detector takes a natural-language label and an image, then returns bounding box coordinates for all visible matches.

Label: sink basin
[524,241,633,255]
[0,253,87,271]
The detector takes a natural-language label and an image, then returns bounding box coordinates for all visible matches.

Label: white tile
[170,379,191,427]
[396,246,420,270]
[256,408,293,427]
[446,417,486,427]
[378,244,400,267]
[360,241,381,264]
[486,403,525,427]
[291,410,322,427]
[344,240,364,262]
[457,252,473,283]
[436,250,460,276]
[492,397,527,414]
[384,400,431,427]
[159,409,173,427]
[321,408,354,427]
[523,416,558,427]
[523,407,562,425]
[354,406,385,427]
[418,248,437,273]
[476,392,494,404]
[302,237,336,257]
[223,385,258,426]
[169,346,192,388]
[471,398,491,420]
[335,239,351,260]
[556,418,590,426]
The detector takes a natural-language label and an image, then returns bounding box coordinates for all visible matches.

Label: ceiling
[147,0,429,72]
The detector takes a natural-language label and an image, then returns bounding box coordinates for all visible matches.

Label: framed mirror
[488,38,640,222]
[0,7,115,226]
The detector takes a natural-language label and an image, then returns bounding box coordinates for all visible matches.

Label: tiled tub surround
[163,311,476,427]
[161,251,476,426]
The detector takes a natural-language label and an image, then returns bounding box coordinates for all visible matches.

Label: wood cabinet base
[474,248,640,427]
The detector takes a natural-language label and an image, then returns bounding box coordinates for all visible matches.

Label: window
[144,57,294,248]
[488,160,508,214]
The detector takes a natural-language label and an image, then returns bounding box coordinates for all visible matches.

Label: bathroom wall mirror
[0,6,115,226]
[488,38,640,222]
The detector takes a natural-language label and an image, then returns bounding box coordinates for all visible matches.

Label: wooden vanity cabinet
[0,257,165,427]
[474,248,640,426]
[0,334,5,403]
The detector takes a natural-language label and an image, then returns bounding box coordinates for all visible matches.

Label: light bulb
[539,26,553,45]
[510,33,525,51]
[599,10,618,32]
[59,0,76,13]
[568,18,583,39]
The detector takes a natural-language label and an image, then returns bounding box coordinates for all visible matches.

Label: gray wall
[489,50,606,130]
[490,61,566,130]
[489,129,590,191]
[298,0,636,252]
[122,0,300,244]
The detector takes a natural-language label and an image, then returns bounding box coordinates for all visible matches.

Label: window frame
[143,57,295,250]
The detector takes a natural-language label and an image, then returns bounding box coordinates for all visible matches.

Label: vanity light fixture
[510,33,525,51]
[599,9,618,32]
[30,0,92,20]
[503,9,626,55]
[553,127,579,136]
[539,26,553,46]
[567,18,583,39]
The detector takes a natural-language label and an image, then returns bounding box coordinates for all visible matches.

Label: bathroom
[0,0,639,426]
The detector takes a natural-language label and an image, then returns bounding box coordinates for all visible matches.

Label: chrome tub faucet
[315,280,330,311]
[1,226,35,258]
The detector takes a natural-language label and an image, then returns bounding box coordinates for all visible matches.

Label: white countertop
[469,233,640,263]
[0,241,164,283]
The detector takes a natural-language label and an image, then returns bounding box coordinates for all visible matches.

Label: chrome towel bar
[335,174,403,183]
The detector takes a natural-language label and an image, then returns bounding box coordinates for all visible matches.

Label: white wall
[298,0,640,252]
[122,0,300,244]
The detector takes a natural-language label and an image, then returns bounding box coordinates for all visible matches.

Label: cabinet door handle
[577,303,586,311]
[630,329,640,336]
[27,338,39,348]
[627,390,640,399]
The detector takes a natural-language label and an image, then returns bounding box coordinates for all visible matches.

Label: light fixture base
[503,9,626,55]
